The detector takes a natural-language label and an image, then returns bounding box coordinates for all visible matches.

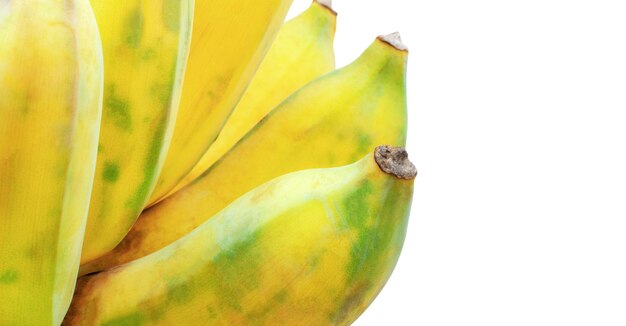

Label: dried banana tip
[374,145,417,180]
[315,0,332,10]
[378,32,408,51]
[314,0,336,15]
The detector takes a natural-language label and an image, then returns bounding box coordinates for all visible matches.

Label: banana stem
[374,145,417,180]
[378,32,408,51]
[315,0,332,10]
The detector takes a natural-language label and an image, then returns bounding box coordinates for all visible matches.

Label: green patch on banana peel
[101,312,145,326]
[104,84,133,132]
[166,282,193,305]
[356,132,373,156]
[204,229,264,312]
[124,111,168,213]
[124,8,144,48]
[162,0,181,32]
[0,269,19,284]
[102,162,120,183]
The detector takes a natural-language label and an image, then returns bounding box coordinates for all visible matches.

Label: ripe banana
[65,146,416,326]
[79,0,194,264]
[0,0,103,324]
[147,0,295,204]
[169,0,337,195]
[79,33,408,275]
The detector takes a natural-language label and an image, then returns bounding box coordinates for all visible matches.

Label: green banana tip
[374,145,417,180]
[378,32,408,52]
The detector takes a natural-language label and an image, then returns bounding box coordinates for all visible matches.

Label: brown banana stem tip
[315,0,336,15]
[378,32,408,51]
[316,0,332,9]
[374,145,417,180]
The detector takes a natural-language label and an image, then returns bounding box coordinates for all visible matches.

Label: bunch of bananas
[0,0,416,325]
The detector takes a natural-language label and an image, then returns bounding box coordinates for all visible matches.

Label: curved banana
[79,0,194,264]
[0,0,103,324]
[79,33,409,275]
[147,0,295,204]
[65,146,416,326]
[169,0,337,195]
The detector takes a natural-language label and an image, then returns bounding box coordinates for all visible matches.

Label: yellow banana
[0,0,103,324]
[79,0,194,264]
[147,0,295,204]
[79,33,408,275]
[169,0,337,195]
[65,146,416,326]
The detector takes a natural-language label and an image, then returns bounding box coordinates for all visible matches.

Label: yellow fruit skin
[147,0,295,204]
[79,0,193,264]
[168,0,336,196]
[65,150,415,326]
[0,0,103,324]
[80,36,408,275]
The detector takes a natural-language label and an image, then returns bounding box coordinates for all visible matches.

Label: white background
[287,1,626,325]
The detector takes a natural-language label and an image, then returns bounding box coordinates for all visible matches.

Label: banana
[79,0,194,264]
[146,0,295,204]
[80,33,408,275]
[0,0,103,324]
[169,0,337,195]
[65,146,416,326]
